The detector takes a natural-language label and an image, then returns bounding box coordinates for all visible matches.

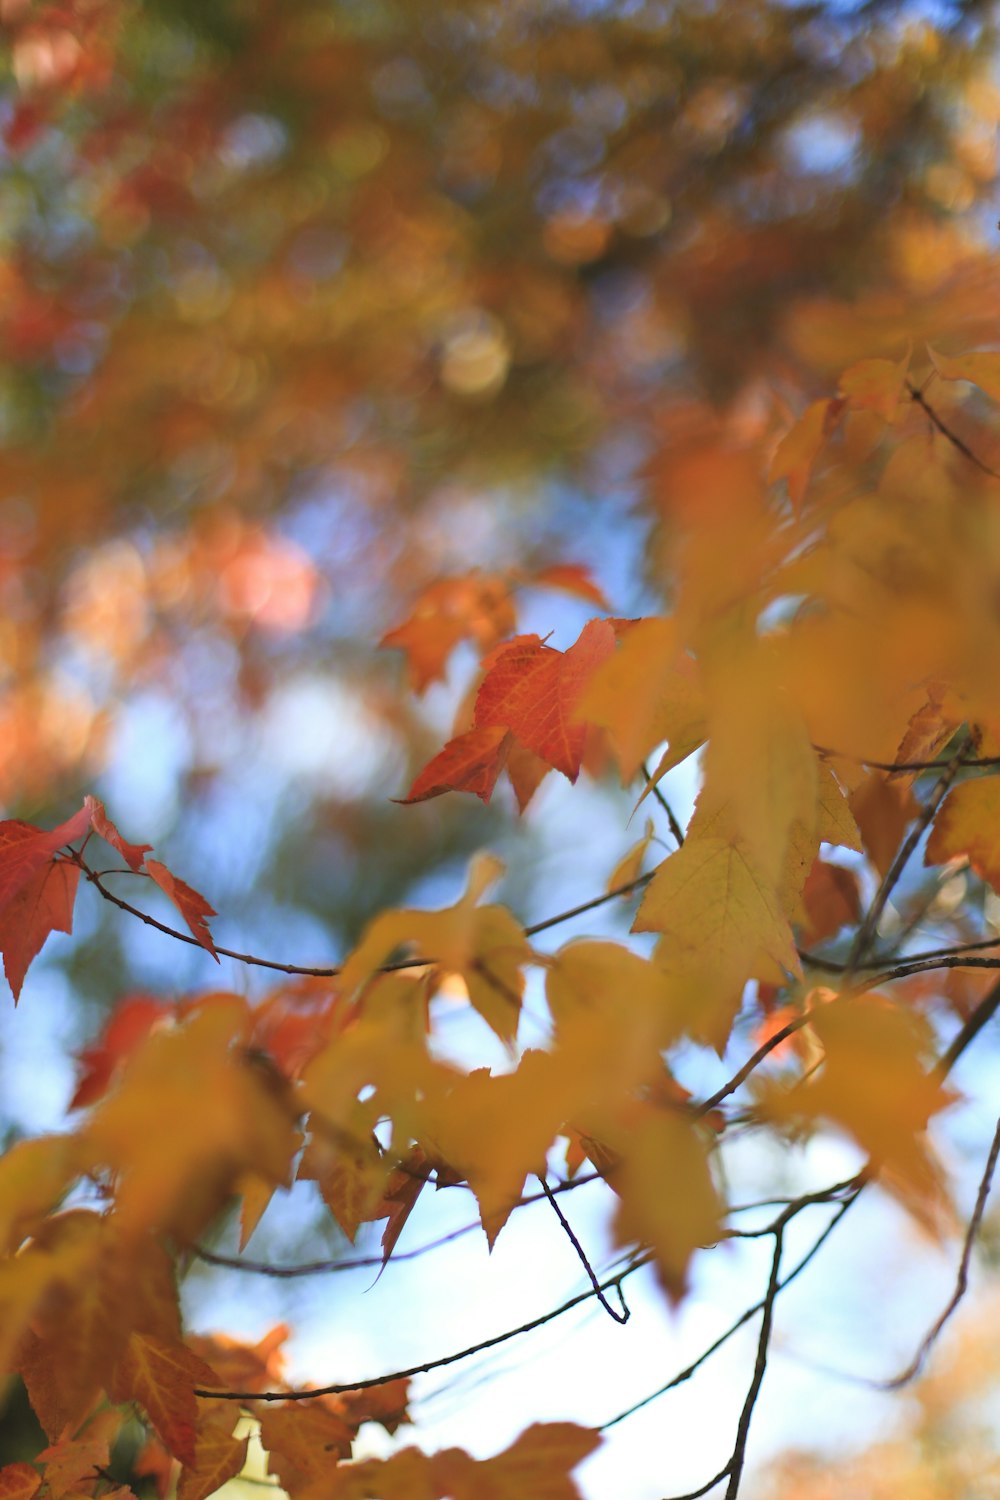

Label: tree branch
[77,855,655,976]
[877,1113,1000,1390]
[845,741,972,973]
[537,1173,629,1324]
[907,379,1000,481]
[724,1224,784,1499]
[601,1186,860,1431]
[193,1255,652,1402]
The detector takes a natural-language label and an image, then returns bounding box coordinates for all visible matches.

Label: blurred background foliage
[3,0,1000,1482]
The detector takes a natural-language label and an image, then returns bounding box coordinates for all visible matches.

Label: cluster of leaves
[2,340,1000,1497]
[6,1,1000,1497]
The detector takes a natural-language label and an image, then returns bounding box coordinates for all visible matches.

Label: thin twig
[877,1114,1000,1390]
[77,856,654,977]
[188,1173,603,1279]
[907,380,1000,481]
[663,1466,731,1500]
[724,1224,784,1499]
[193,1255,652,1402]
[813,745,1000,773]
[641,760,686,847]
[600,1187,860,1430]
[695,1012,815,1117]
[935,977,1000,1080]
[845,742,971,973]
[537,1173,629,1324]
[782,1116,1000,1393]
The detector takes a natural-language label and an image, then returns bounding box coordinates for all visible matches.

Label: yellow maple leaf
[575,615,706,782]
[838,348,909,420]
[928,346,1000,403]
[82,997,299,1241]
[760,994,956,1229]
[925,775,1000,889]
[546,940,684,1093]
[701,632,818,884]
[604,818,656,894]
[769,396,845,512]
[606,1107,721,1303]
[419,1051,570,1246]
[634,829,802,1049]
[300,972,441,1150]
[337,853,533,1043]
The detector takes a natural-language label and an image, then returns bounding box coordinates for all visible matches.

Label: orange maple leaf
[0,833,80,1002]
[145,860,219,960]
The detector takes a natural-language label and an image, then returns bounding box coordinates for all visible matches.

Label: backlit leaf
[928,346,1000,403]
[145,860,218,960]
[925,776,1000,888]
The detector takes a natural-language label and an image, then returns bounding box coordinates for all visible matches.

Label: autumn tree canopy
[2,0,1000,1496]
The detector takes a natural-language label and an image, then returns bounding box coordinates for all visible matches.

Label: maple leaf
[337,853,533,1043]
[381,565,607,694]
[605,817,656,893]
[769,397,845,512]
[475,620,616,780]
[605,1107,721,1303]
[403,620,615,804]
[36,1433,114,1500]
[0,852,80,1003]
[0,1134,81,1252]
[432,1422,601,1500]
[82,998,299,1240]
[838,350,909,420]
[0,805,90,918]
[177,1410,248,1500]
[928,346,1000,403]
[761,994,956,1229]
[70,995,172,1110]
[17,1212,182,1441]
[849,771,920,877]
[0,1470,40,1500]
[800,859,861,946]
[420,1052,571,1247]
[145,859,218,959]
[925,776,1000,889]
[297,1117,388,1243]
[701,634,818,884]
[577,616,706,783]
[546,940,684,1092]
[186,1325,289,1397]
[380,572,517,694]
[400,724,511,804]
[111,1334,222,1466]
[85,795,153,871]
[634,827,802,1049]
[530,563,609,608]
[339,1378,412,1435]
[259,1403,354,1491]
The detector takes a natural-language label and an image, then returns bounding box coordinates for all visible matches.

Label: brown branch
[537,1173,629,1324]
[877,1114,1000,1390]
[695,1012,815,1117]
[663,1466,731,1500]
[641,759,686,847]
[601,1184,860,1431]
[190,1173,602,1278]
[907,379,1000,481]
[77,856,654,977]
[813,744,1000,773]
[193,1254,651,1402]
[724,1223,784,1499]
[845,741,972,974]
[934,976,1000,1082]
[785,1116,1000,1393]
